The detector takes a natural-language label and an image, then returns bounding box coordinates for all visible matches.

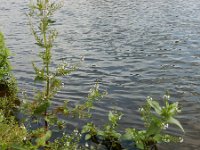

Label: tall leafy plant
[25,1,105,148]
[28,0,74,132]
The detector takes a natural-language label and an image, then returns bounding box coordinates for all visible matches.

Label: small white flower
[163,95,170,100]
[138,108,144,112]
[161,123,168,129]
[42,10,49,16]
[147,96,153,101]
[175,107,181,113]
[62,82,64,87]
[164,123,169,129]
[81,56,85,61]
[165,139,170,143]
[48,75,53,79]
[74,129,79,135]
[179,137,184,143]
[85,142,89,147]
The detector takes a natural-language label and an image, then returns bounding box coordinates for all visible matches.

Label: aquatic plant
[123,94,184,150]
[82,94,184,150]
[21,0,105,148]
[82,111,123,150]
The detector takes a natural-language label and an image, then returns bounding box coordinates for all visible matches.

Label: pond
[0,0,200,149]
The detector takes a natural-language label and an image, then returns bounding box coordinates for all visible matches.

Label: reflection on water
[0,0,200,149]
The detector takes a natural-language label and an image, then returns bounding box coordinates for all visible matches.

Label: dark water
[1,0,200,149]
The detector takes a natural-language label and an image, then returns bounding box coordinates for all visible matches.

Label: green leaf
[85,134,91,141]
[168,102,179,114]
[35,42,45,48]
[34,101,50,115]
[153,134,162,142]
[147,100,161,114]
[34,75,45,82]
[55,63,76,76]
[108,111,114,122]
[136,141,144,150]
[112,132,121,139]
[168,117,184,132]
[48,19,56,24]
[122,132,132,140]
[97,130,105,137]
[146,120,161,136]
[36,130,52,146]
[122,128,136,141]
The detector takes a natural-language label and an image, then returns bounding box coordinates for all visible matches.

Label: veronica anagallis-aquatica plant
[123,94,184,150]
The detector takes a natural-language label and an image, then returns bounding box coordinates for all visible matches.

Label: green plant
[0,1,185,149]
[123,94,184,150]
[47,130,82,150]
[27,0,67,132]
[21,0,106,148]
[0,32,11,81]
[0,32,15,97]
[82,94,184,150]
[82,111,123,149]
[0,111,27,150]
[0,32,19,118]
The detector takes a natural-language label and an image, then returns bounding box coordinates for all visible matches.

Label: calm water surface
[0,0,200,149]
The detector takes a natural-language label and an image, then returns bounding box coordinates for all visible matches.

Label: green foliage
[0,33,19,118]
[47,130,83,150]
[28,0,66,103]
[22,0,106,149]
[82,95,184,150]
[70,83,107,118]
[0,111,27,149]
[31,128,52,147]
[82,111,123,149]
[27,0,79,135]
[0,1,185,150]
[0,32,11,80]
[123,95,184,150]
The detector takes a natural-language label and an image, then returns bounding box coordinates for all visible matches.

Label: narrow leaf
[85,134,91,140]
[147,100,161,114]
[168,117,184,132]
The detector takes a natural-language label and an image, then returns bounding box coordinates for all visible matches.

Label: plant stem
[43,18,50,132]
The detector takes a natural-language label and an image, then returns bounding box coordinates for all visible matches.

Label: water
[1,0,200,149]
